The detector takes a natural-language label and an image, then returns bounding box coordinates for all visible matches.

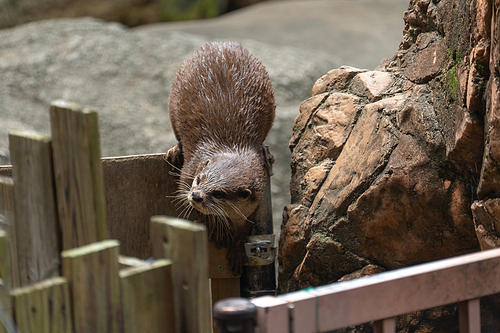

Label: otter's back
[168,42,276,155]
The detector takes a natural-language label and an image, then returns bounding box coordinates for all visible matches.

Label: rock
[289,93,328,151]
[337,264,385,282]
[478,76,500,199]
[291,232,370,289]
[281,66,480,291]
[350,71,393,101]
[300,160,332,207]
[291,92,362,175]
[311,66,366,96]
[472,199,500,250]
[401,32,448,84]
[446,106,484,172]
[307,101,398,218]
[279,0,500,329]
[278,204,311,291]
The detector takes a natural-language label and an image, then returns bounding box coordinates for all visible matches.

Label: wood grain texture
[61,240,122,333]
[103,154,175,259]
[11,277,73,333]
[0,231,13,333]
[151,216,211,333]
[150,216,236,279]
[50,100,108,250]
[210,278,240,306]
[0,176,19,288]
[120,259,175,333]
[9,131,60,287]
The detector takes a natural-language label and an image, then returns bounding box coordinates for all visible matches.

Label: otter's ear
[238,189,252,199]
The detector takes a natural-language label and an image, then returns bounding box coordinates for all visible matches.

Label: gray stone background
[0,0,408,230]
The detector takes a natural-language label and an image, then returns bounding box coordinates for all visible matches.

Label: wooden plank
[103,154,176,259]
[210,278,240,307]
[0,230,13,333]
[151,217,236,279]
[373,318,396,333]
[0,176,19,288]
[459,299,481,333]
[252,296,289,333]
[120,259,175,333]
[11,277,72,333]
[50,100,108,250]
[61,240,122,333]
[151,215,239,312]
[150,215,171,260]
[257,248,500,332]
[150,216,211,333]
[118,255,148,269]
[9,131,60,286]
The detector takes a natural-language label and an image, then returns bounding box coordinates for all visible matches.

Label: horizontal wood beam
[252,248,500,332]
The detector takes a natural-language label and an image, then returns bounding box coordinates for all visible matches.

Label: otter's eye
[238,189,251,199]
[212,190,226,199]
[193,176,200,186]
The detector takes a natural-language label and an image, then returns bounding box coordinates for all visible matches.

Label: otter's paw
[165,144,183,168]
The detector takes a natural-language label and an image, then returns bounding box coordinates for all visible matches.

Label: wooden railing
[249,247,500,333]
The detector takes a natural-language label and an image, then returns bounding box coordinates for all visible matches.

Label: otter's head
[181,149,266,225]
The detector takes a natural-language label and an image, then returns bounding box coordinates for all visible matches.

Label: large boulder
[279,0,500,330]
[280,0,495,291]
[280,66,480,291]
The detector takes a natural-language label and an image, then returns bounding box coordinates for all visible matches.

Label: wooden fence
[0,100,241,332]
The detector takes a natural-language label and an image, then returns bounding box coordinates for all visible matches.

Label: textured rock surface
[280,0,500,329]
[281,67,480,292]
[281,0,499,290]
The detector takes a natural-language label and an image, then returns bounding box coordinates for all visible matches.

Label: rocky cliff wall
[280,0,498,290]
[279,0,500,330]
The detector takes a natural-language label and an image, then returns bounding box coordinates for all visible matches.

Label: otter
[166,42,275,275]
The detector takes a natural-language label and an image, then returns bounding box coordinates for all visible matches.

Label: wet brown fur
[167,42,275,275]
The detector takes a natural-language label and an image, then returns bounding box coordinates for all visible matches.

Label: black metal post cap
[213,298,257,333]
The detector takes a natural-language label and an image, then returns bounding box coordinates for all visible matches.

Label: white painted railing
[250,248,500,333]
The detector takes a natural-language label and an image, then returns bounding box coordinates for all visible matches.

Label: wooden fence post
[0,230,15,333]
[373,318,396,333]
[9,131,60,287]
[50,100,108,250]
[11,277,73,333]
[61,240,122,333]
[150,216,211,333]
[0,176,19,288]
[459,299,480,333]
[120,259,175,333]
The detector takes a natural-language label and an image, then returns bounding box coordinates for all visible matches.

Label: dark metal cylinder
[213,297,257,333]
[241,169,277,298]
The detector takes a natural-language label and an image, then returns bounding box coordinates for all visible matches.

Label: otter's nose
[191,191,203,203]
